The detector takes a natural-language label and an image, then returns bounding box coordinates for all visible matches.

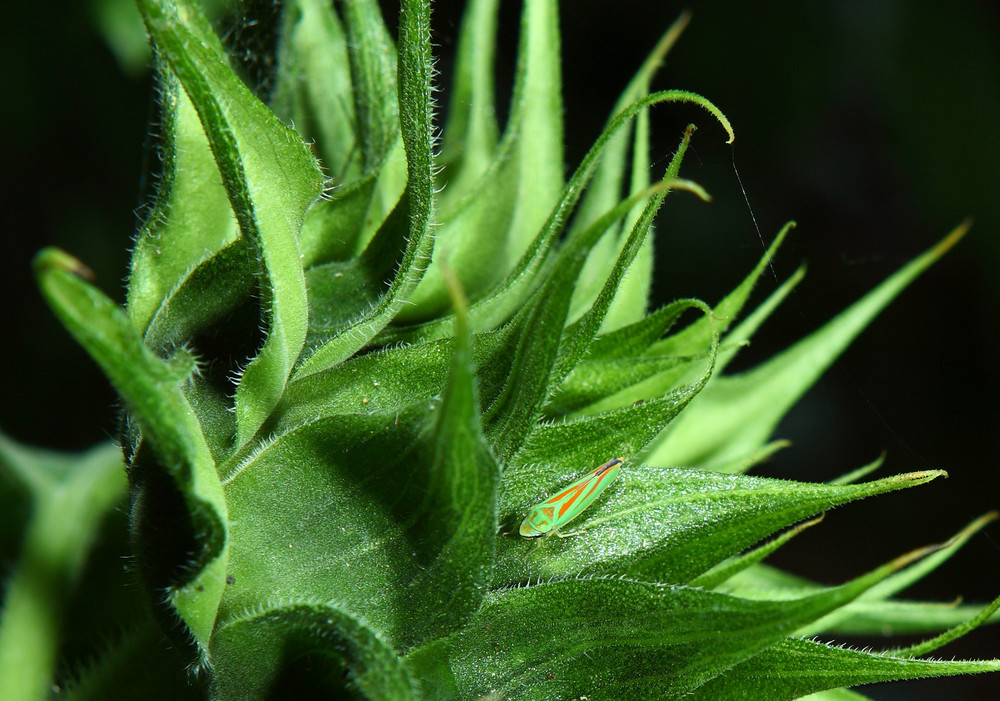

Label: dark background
[3,1,1000,698]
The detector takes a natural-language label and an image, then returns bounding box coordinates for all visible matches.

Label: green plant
[4,0,999,698]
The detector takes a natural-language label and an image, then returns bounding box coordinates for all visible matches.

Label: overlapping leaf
[378,90,732,348]
[34,249,227,656]
[211,603,414,700]
[293,0,436,379]
[569,12,692,329]
[137,0,325,447]
[406,545,942,700]
[714,512,1000,636]
[397,0,559,320]
[126,69,237,336]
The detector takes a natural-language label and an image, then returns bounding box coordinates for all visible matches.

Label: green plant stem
[0,444,125,701]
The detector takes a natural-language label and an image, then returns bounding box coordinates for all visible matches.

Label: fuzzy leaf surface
[218,307,498,656]
[126,70,237,335]
[138,0,324,446]
[689,637,1000,700]
[397,270,501,646]
[211,603,414,700]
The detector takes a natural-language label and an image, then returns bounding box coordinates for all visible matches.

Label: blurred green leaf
[0,437,125,701]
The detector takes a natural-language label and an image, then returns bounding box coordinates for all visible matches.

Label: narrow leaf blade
[689,637,1000,701]
[648,222,970,470]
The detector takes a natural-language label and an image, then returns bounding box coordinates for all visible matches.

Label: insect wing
[519,458,623,538]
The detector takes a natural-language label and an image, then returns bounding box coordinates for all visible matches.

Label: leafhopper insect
[519,457,625,538]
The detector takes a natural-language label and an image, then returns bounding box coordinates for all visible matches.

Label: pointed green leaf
[0,430,81,495]
[503,0,564,260]
[397,267,501,646]
[889,591,1000,658]
[568,13,689,239]
[797,511,997,636]
[584,298,701,362]
[690,513,826,590]
[571,13,691,329]
[714,512,999,636]
[35,249,228,656]
[271,318,534,441]
[689,637,1000,700]
[705,439,793,475]
[829,452,886,485]
[650,220,796,366]
[339,0,399,173]
[272,0,358,183]
[514,375,709,470]
[550,179,711,394]
[492,465,944,587]
[709,252,804,377]
[269,335,454,431]
[396,137,520,322]
[550,232,800,421]
[484,177,706,462]
[274,0,391,267]
[647,222,969,470]
[91,0,152,75]
[394,0,564,322]
[600,81,655,330]
[379,91,732,348]
[287,0,405,263]
[825,600,1000,636]
[546,343,700,417]
[513,298,716,469]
